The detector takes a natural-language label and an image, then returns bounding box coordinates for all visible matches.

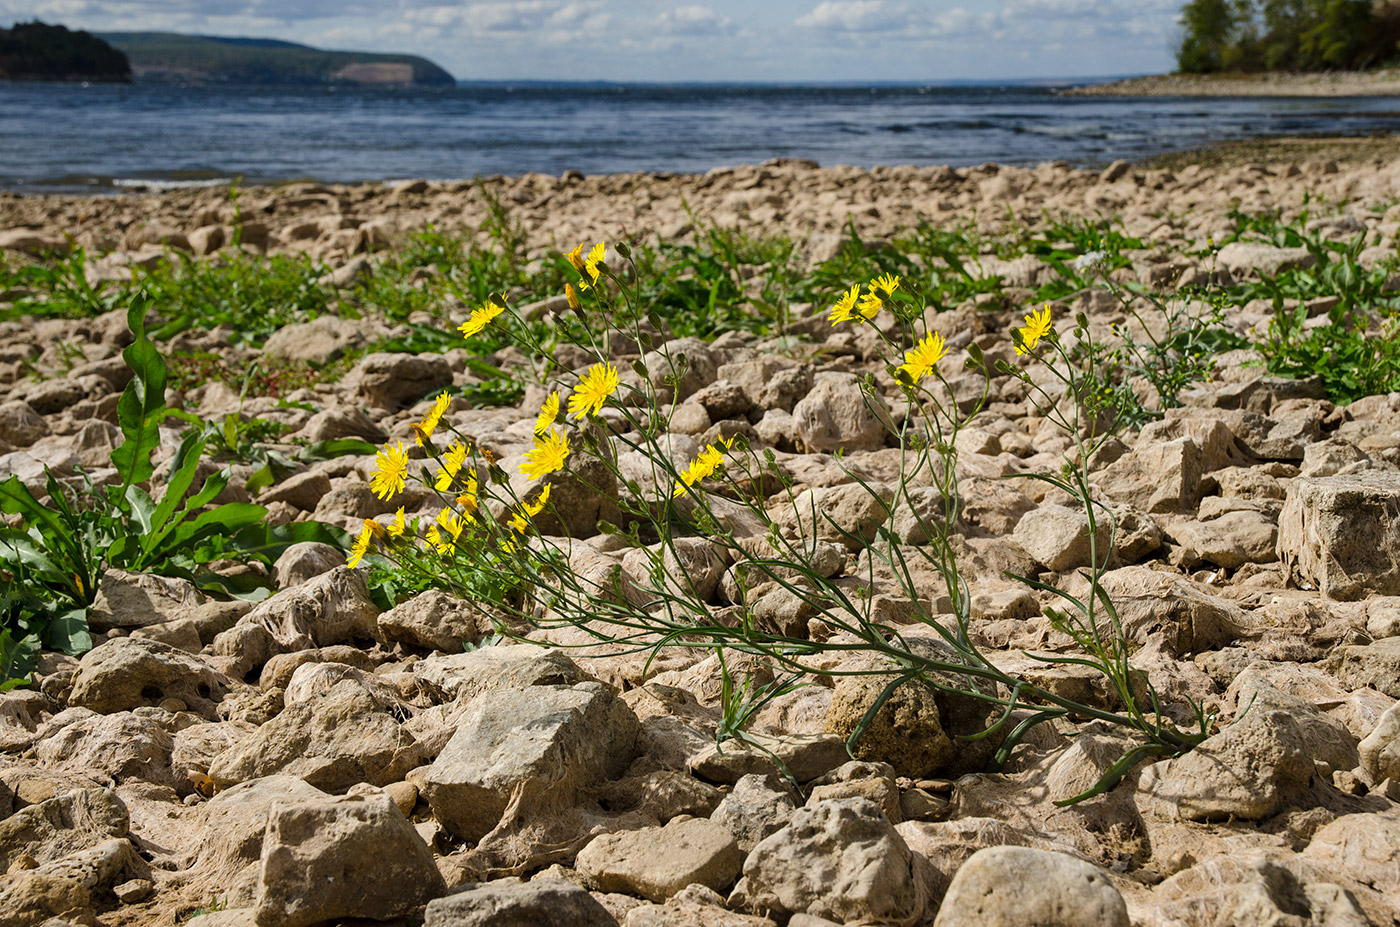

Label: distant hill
[0,21,131,82]
[97,32,455,87]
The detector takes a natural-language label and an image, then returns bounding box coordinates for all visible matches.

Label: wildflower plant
[350,241,1210,802]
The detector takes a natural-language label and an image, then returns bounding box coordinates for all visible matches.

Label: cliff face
[0,21,131,82]
[97,32,455,87]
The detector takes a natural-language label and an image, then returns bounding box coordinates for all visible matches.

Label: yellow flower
[427,507,468,554]
[566,282,581,310]
[1016,304,1054,356]
[567,244,585,273]
[510,483,551,532]
[871,273,900,297]
[673,438,733,498]
[897,331,949,384]
[347,519,376,568]
[535,392,560,435]
[435,441,468,491]
[520,427,570,481]
[370,442,409,501]
[579,242,606,291]
[388,507,407,537]
[414,391,452,447]
[458,300,506,339]
[569,362,619,419]
[857,291,882,321]
[827,285,861,325]
[456,474,479,516]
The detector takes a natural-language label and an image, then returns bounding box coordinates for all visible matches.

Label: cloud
[795,1,911,32]
[654,5,735,36]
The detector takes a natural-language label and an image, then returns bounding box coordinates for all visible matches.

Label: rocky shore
[2,148,1400,927]
[1064,69,1400,97]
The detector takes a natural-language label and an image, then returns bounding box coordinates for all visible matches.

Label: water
[2,81,1399,194]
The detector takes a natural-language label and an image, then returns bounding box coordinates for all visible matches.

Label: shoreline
[1064,69,1400,97]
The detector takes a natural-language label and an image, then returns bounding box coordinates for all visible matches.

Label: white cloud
[795,1,911,32]
[655,4,735,36]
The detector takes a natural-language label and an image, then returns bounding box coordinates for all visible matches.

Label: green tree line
[1177,0,1400,72]
[0,20,130,81]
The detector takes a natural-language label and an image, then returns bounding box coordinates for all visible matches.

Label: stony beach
[2,144,1400,927]
[1065,69,1400,96]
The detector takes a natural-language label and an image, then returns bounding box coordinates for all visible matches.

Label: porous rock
[932,846,1128,927]
[423,877,618,927]
[254,793,444,927]
[1278,472,1400,600]
[741,797,932,926]
[574,817,743,902]
[68,637,229,719]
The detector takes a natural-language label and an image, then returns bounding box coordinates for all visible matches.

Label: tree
[1177,0,1240,72]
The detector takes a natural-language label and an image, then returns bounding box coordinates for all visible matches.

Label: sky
[2,0,1186,82]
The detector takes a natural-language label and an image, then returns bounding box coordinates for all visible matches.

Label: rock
[184,776,329,901]
[414,646,589,704]
[346,351,453,410]
[255,793,444,927]
[1326,637,1400,699]
[742,797,932,926]
[575,817,743,902]
[932,846,1128,927]
[262,316,366,366]
[1278,473,1400,600]
[379,589,489,652]
[207,677,422,792]
[113,877,155,903]
[710,775,798,853]
[595,768,722,822]
[0,400,47,447]
[688,733,848,785]
[86,570,206,632]
[640,337,718,402]
[1358,702,1400,784]
[792,372,893,453]
[626,898,776,927]
[0,838,144,927]
[825,645,996,779]
[806,761,901,823]
[258,470,332,512]
[271,542,346,589]
[210,567,379,679]
[1098,436,1203,513]
[1167,504,1279,570]
[295,407,388,443]
[35,711,180,792]
[1367,596,1400,639]
[1013,504,1110,571]
[0,788,128,869]
[68,637,229,719]
[1217,242,1317,276]
[320,254,372,288]
[772,482,895,553]
[0,690,53,751]
[187,224,226,255]
[1138,707,1315,821]
[1226,663,1359,777]
[417,682,639,843]
[0,228,71,255]
[423,878,618,927]
[1301,813,1400,901]
[1095,566,1244,654]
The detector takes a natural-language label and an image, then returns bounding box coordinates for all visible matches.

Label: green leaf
[299,438,379,462]
[41,608,92,656]
[111,298,169,491]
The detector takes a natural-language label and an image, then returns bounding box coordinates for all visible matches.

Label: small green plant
[0,302,349,655]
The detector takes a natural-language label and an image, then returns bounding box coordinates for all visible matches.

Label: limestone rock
[1013,504,1110,571]
[346,351,453,410]
[207,679,424,792]
[932,846,1128,927]
[254,793,444,927]
[575,817,743,902]
[1096,566,1244,654]
[1217,242,1317,276]
[68,637,229,719]
[423,878,618,927]
[0,838,144,927]
[742,797,932,926]
[1278,473,1400,600]
[379,589,489,652]
[0,788,128,869]
[1138,708,1315,821]
[1098,436,1203,513]
[86,569,206,633]
[710,774,798,853]
[1358,702,1400,784]
[0,400,47,447]
[35,711,180,791]
[417,682,639,842]
[792,372,893,453]
[262,316,366,366]
[271,542,346,589]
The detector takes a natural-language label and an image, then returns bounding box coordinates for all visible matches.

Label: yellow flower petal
[568,362,619,420]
